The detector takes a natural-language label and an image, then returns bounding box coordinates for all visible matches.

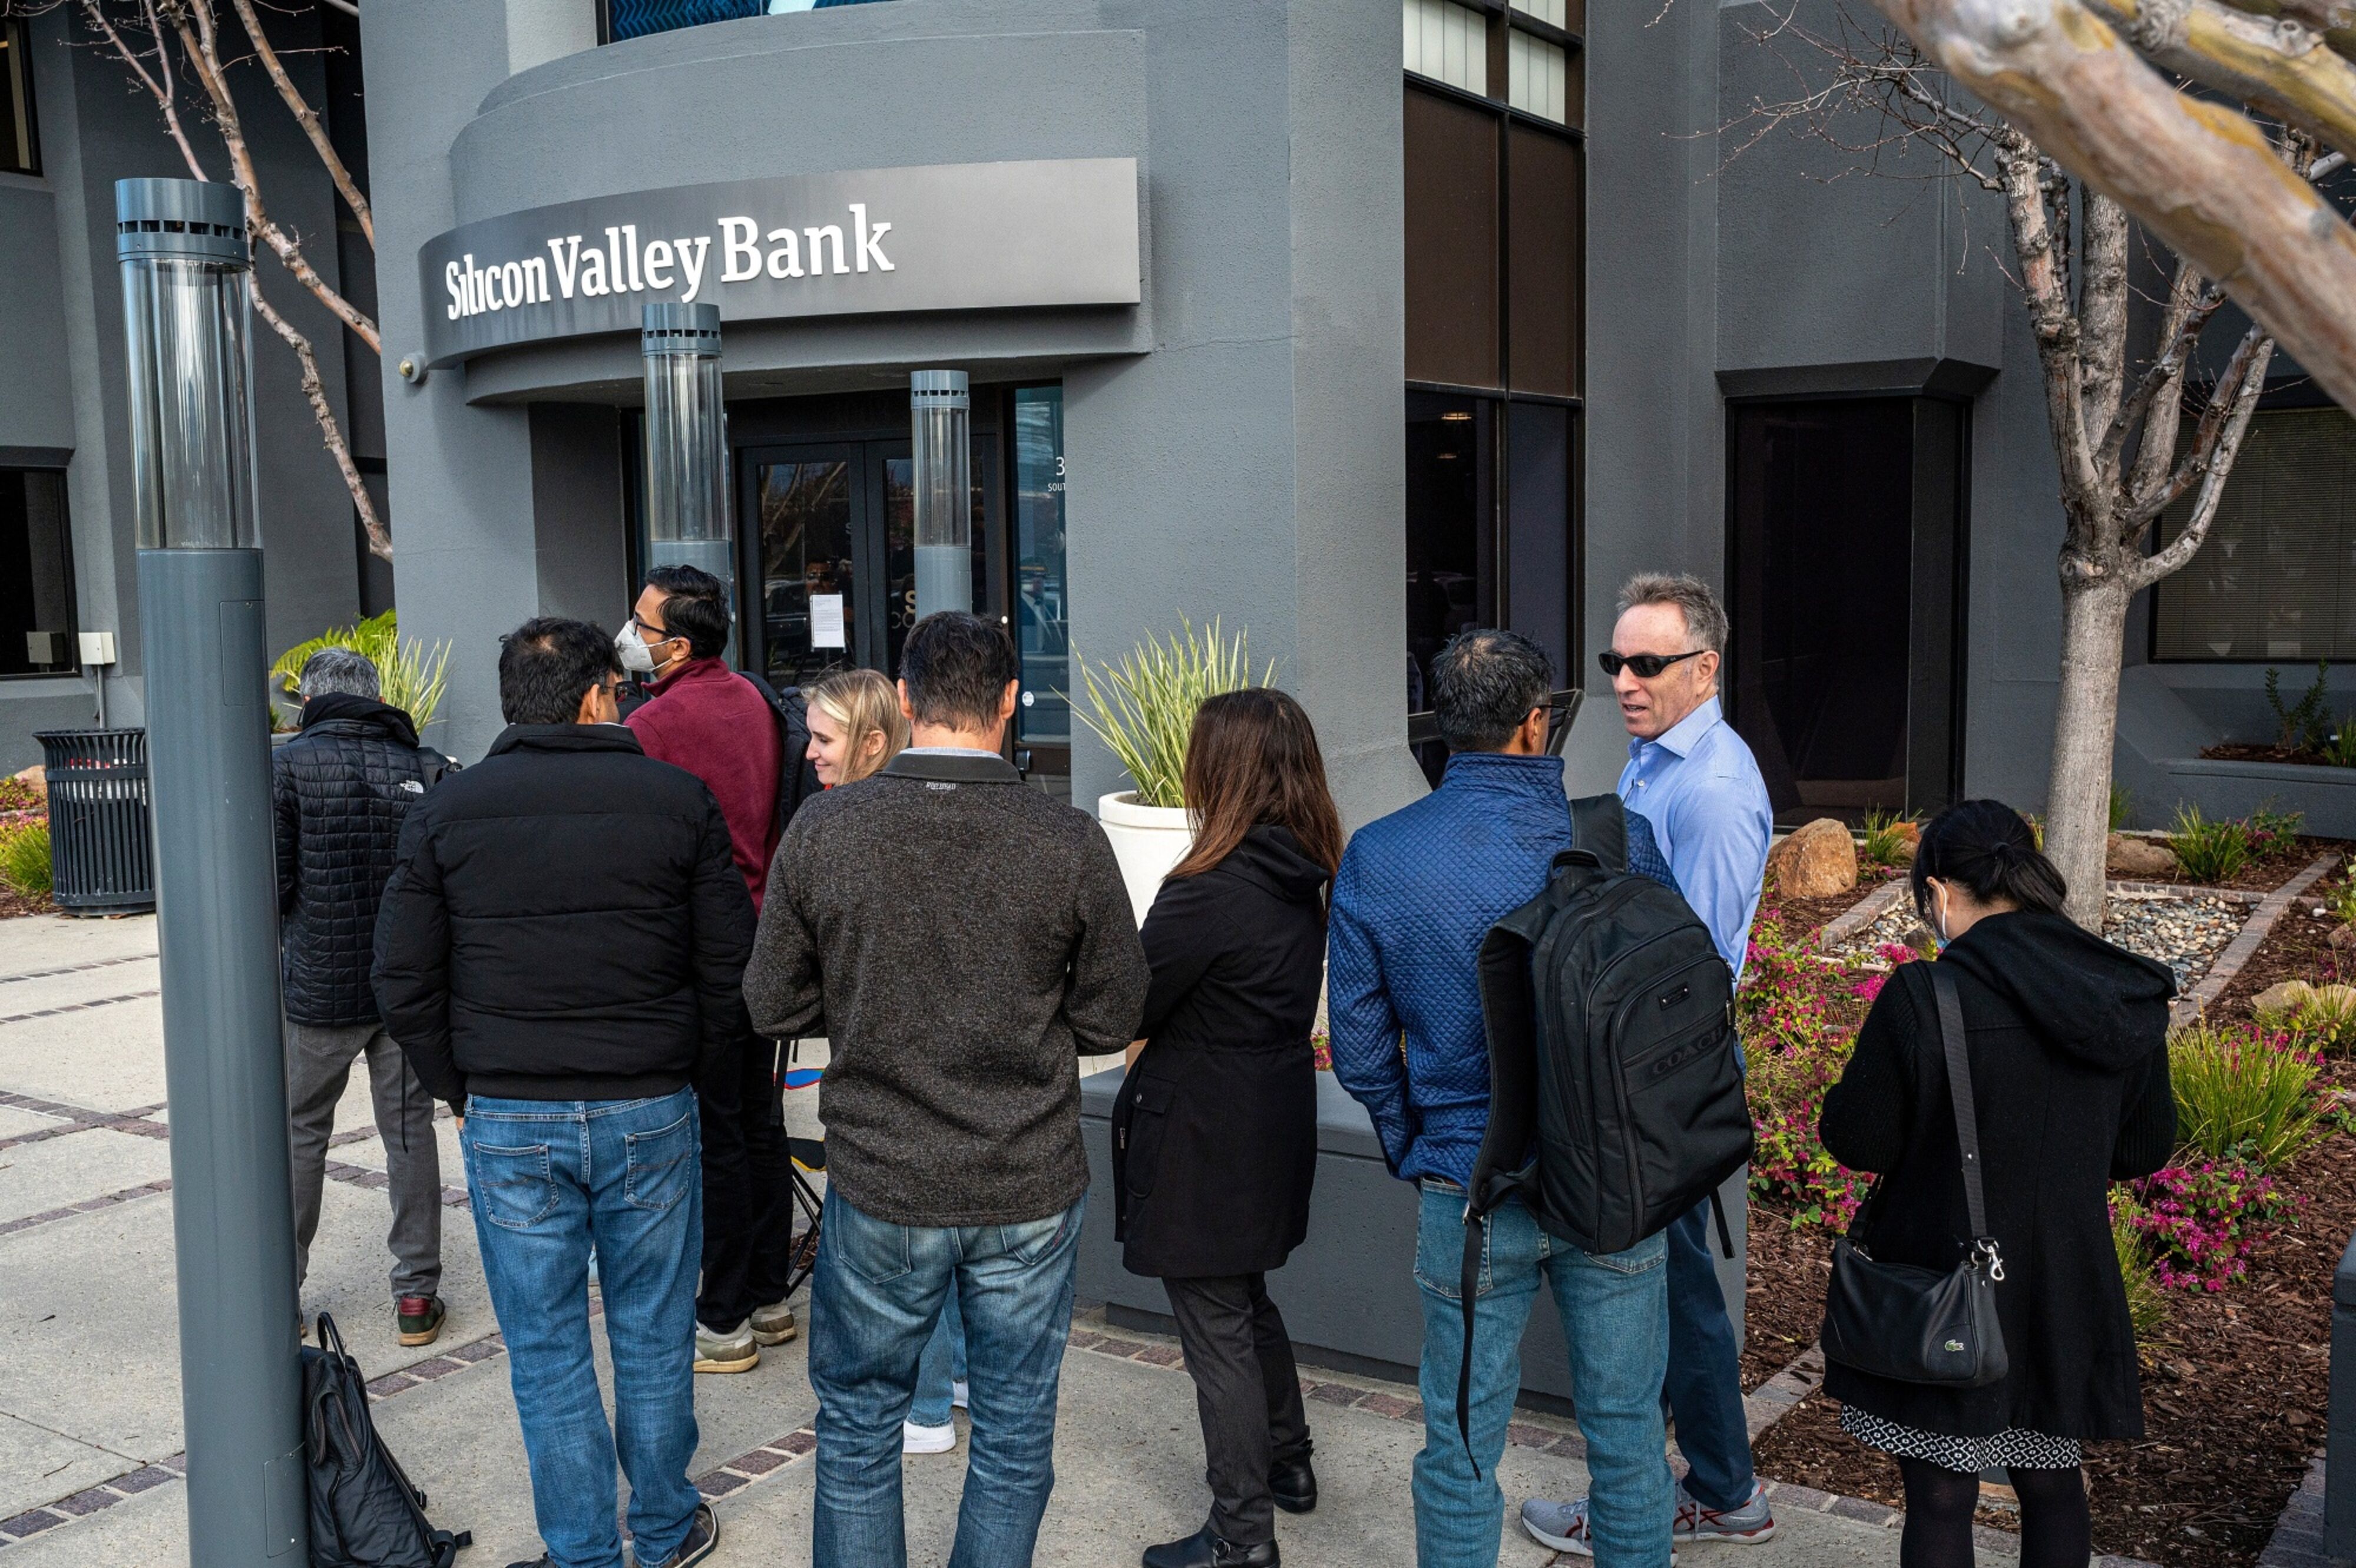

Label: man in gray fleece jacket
[745,611,1147,1568]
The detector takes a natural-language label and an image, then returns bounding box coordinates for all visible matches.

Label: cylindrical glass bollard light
[911,369,972,617]
[642,302,734,662]
[118,175,309,1567]
[120,177,258,550]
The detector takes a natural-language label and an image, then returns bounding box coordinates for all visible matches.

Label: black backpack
[740,669,823,838]
[302,1314,470,1567]
[1454,794,1753,1463]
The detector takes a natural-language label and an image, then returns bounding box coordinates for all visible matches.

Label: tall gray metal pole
[911,370,971,617]
[118,176,308,1566]
[642,302,736,661]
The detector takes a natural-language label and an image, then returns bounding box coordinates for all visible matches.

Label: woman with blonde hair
[805,667,909,788]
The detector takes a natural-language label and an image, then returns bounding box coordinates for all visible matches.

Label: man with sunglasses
[1521,573,1776,1558]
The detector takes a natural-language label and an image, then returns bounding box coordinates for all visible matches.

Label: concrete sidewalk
[0,912,1957,1566]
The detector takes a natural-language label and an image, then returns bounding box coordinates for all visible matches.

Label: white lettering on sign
[443,201,895,322]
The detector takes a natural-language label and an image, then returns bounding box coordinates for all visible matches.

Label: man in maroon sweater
[621,564,795,1372]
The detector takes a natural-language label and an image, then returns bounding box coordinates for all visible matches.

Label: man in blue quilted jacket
[1328,628,1673,1568]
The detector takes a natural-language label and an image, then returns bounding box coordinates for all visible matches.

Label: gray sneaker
[638,1501,718,1568]
[693,1319,758,1374]
[1676,1480,1775,1543]
[749,1299,798,1346]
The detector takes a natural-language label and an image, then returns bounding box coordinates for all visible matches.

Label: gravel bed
[1828,888,2247,992]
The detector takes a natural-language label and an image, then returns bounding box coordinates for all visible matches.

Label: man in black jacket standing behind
[747,611,1148,1568]
[374,619,752,1568]
[274,646,450,1347]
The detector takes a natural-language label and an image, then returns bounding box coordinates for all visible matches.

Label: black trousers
[1163,1272,1311,1546]
[695,1031,799,1332]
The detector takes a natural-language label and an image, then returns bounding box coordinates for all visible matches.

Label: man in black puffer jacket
[273,647,452,1349]
[372,618,750,1568]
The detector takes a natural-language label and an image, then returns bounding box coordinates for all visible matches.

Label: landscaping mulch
[1768,863,1908,948]
[2201,743,2351,770]
[1739,1200,1832,1392]
[1745,875,2356,1568]
[2198,836,2349,896]
[0,884,51,919]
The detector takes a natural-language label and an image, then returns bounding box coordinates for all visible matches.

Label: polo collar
[881,750,1023,786]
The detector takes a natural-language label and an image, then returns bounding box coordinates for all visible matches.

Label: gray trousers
[1163,1273,1311,1546]
[286,1019,442,1299]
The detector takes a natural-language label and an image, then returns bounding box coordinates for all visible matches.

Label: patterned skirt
[1839,1404,2082,1474]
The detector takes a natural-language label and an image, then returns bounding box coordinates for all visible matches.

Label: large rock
[2107,833,2180,881]
[8,764,41,799]
[2253,980,2315,1018]
[1768,818,1859,899]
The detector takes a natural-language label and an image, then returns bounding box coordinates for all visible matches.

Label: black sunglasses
[1597,649,1706,680]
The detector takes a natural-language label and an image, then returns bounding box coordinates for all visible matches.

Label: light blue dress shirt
[1616,694,1772,983]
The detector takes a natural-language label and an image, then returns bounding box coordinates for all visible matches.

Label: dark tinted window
[1,20,37,176]
[2,470,75,677]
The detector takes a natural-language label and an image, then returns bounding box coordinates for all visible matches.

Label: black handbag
[1821,965,2011,1388]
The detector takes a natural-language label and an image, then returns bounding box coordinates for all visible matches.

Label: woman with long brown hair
[1113,687,1344,1568]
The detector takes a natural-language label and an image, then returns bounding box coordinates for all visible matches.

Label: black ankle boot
[1141,1522,1279,1568]
[1269,1449,1317,1515]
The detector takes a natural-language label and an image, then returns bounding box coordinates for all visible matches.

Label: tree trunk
[2046,572,2135,929]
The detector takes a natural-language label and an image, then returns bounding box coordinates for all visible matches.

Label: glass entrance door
[740,438,992,692]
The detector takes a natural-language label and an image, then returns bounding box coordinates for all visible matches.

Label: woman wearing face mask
[1818,799,2176,1568]
[805,667,907,788]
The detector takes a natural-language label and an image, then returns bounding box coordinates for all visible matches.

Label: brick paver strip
[2175,852,2342,1016]
[1815,879,1911,950]
[0,950,157,987]
[2256,1450,2329,1568]
[0,987,161,1028]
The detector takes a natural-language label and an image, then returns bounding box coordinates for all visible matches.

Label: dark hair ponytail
[1910,798,2069,925]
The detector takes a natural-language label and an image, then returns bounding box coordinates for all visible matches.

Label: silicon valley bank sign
[417,157,1139,366]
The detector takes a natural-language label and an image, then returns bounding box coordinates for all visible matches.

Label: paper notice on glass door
[810,594,847,649]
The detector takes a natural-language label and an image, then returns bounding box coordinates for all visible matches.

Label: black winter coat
[1113,826,1328,1279]
[273,694,449,1027]
[1819,908,2178,1440]
[371,724,755,1112]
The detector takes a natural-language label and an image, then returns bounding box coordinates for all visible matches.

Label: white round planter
[1097,790,1193,927]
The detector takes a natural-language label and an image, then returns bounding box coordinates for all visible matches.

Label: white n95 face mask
[616,621,657,674]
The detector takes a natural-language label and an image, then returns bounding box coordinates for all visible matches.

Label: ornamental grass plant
[2165,806,2255,884]
[0,821,52,897]
[1071,618,1270,809]
[271,610,452,735]
[2108,1197,2169,1339]
[2168,1017,2327,1172]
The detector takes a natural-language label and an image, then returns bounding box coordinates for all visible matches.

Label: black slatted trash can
[35,729,155,915]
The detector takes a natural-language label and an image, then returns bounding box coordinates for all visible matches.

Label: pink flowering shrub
[1740,908,1874,1228]
[1848,942,1924,1004]
[2129,1156,2303,1291]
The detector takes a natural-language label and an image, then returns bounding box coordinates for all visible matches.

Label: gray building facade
[0,4,385,774]
[8,0,2351,823]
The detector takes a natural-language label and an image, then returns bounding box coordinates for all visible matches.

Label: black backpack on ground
[302,1313,471,1567]
[740,669,823,838]
[1454,793,1753,1464]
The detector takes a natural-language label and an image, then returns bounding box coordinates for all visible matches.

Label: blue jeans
[1665,1194,1756,1510]
[911,1286,969,1428]
[462,1090,704,1568]
[810,1187,1085,1568]
[1412,1182,1672,1568]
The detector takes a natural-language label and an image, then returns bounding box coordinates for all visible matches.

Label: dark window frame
[2145,384,2355,665]
[1,465,79,680]
[1402,7,1586,737]
[1,16,41,178]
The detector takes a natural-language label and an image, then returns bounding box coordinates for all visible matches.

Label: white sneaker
[952,1379,969,1410]
[903,1420,957,1454]
[750,1300,798,1346]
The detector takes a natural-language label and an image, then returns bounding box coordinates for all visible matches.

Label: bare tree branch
[2130,329,2277,585]
[2108,263,2222,488]
[224,0,370,246]
[2079,189,2133,451]
[1867,0,2356,415]
[2086,0,2356,162]
[1996,131,2110,529]
[71,0,207,174]
[251,272,389,560]
[164,0,380,355]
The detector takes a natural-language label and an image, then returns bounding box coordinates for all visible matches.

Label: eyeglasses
[1597,649,1706,680]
